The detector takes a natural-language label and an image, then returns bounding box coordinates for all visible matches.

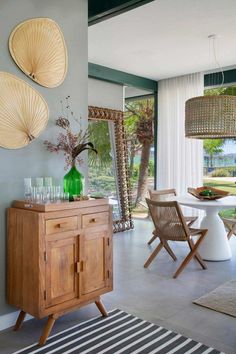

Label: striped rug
[13,309,223,354]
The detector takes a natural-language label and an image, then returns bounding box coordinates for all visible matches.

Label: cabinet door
[81,230,111,296]
[45,236,79,307]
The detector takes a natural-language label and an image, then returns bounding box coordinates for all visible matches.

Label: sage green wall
[0,0,88,318]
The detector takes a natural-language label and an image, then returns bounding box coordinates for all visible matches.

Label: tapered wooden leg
[95,299,108,317]
[163,240,177,261]
[144,242,163,268]
[39,315,56,346]
[13,310,26,331]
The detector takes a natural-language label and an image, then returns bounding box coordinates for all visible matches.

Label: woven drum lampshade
[185,95,236,139]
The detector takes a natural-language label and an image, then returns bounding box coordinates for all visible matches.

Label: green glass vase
[63,163,84,200]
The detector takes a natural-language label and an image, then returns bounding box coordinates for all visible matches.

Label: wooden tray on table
[188,186,230,200]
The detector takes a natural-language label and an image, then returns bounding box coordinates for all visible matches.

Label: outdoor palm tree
[125,98,154,206]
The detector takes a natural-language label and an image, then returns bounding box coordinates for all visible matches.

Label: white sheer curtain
[157,72,204,196]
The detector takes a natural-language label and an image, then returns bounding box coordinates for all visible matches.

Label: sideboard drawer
[82,212,109,228]
[46,216,78,235]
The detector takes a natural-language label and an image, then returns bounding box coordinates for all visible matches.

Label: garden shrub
[211,168,231,177]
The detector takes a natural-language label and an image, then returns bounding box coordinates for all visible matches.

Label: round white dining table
[171,195,236,261]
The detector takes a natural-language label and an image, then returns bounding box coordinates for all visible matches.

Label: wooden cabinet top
[12,198,109,212]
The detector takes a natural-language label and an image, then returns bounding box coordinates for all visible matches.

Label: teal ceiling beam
[204,68,236,87]
[89,63,157,92]
[88,0,154,26]
[125,93,154,102]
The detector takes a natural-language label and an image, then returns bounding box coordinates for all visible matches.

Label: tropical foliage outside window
[124,97,154,215]
[203,85,236,218]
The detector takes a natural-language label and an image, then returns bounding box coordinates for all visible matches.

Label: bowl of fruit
[188,186,230,200]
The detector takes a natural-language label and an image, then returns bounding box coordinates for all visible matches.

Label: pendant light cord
[210,35,224,88]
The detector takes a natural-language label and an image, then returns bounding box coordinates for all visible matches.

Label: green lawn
[203,178,236,218]
[203,179,236,194]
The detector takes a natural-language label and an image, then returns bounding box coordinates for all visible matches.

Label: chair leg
[162,240,177,261]
[147,232,158,245]
[173,231,207,279]
[194,252,207,269]
[186,220,195,227]
[227,224,236,240]
[188,239,207,269]
[227,230,234,240]
[223,221,236,240]
[144,242,163,268]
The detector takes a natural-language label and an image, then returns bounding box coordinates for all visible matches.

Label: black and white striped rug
[13,309,223,354]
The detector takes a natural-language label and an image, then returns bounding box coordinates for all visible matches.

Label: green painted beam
[204,68,236,87]
[88,0,154,26]
[89,63,157,92]
[125,93,154,102]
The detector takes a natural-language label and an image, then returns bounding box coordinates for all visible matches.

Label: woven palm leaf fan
[0,72,49,149]
[9,18,67,88]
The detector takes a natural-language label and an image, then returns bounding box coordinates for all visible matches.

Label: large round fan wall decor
[0,72,49,149]
[9,18,68,88]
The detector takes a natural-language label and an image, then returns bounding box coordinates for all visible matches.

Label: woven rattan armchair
[220,217,236,240]
[144,198,208,278]
[147,189,198,245]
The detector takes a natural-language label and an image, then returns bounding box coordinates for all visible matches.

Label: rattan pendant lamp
[185,35,236,139]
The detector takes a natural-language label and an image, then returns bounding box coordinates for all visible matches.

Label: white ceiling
[88,0,236,81]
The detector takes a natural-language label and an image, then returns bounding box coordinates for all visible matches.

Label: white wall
[88,78,124,110]
[0,0,88,329]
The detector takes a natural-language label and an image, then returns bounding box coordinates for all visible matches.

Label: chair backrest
[148,189,177,202]
[146,198,189,241]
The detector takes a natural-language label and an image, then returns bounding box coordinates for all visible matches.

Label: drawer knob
[57,222,68,228]
[90,218,96,223]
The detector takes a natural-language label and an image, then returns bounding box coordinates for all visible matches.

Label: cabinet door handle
[90,218,96,223]
[76,261,83,273]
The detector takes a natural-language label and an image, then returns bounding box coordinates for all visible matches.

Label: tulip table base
[172,196,236,261]
[198,209,232,261]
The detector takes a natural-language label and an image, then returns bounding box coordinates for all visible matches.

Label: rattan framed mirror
[88,106,133,232]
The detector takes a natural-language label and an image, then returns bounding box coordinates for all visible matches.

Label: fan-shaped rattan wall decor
[9,18,68,88]
[0,72,49,149]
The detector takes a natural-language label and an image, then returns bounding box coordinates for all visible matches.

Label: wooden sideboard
[7,199,113,345]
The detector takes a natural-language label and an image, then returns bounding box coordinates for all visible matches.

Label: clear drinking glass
[63,192,70,202]
[55,186,61,203]
[35,187,42,204]
[49,187,55,203]
[24,178,32,201]
[44,177,53,187]
[35,177,44,188]
[42,187,50,203]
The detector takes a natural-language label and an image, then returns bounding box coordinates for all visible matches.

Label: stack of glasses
[24,177,70,203]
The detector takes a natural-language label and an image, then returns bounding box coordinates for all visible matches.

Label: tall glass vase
[63,161,84,200]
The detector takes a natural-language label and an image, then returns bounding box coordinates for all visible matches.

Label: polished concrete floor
[1,219,236,354]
